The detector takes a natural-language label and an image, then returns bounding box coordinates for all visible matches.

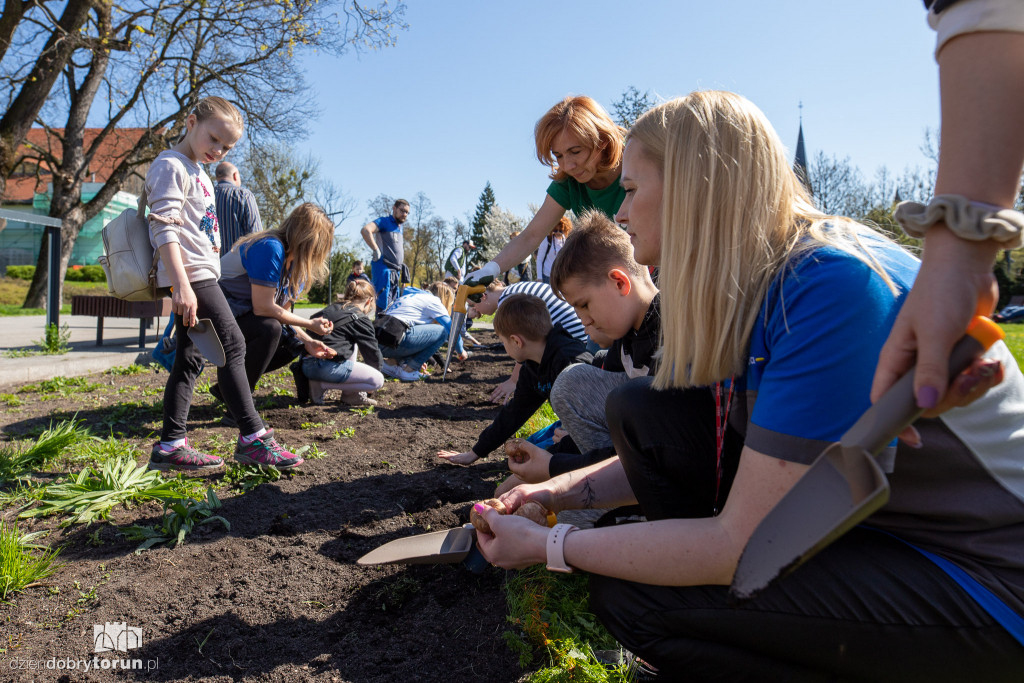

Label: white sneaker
[396,364,422,382]
[342,392,378,406]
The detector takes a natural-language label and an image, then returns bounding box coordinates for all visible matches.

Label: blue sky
[298,1,940,244]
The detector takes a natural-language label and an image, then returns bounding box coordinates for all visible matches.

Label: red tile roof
[3,128,149,203]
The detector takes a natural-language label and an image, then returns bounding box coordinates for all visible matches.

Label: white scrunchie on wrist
[894,194,1024,249]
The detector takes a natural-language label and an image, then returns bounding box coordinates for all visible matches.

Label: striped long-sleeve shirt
[214,181,263,253]
[498,281,587,343]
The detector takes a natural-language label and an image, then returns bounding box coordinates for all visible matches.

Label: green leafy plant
[120,488,230,553]
[19,457,186,525]
[300,420,335,430]
[64,436,138,468]
[34,323,71,355]
[106,364,147,376]
[0,393,22,407]
[20,376,102,397]
[349,405,374,417]
[0,419,93,482]
[221,463,284,493]
[0,521,63,600]
[333,427,355,439]
[294,444,327,460]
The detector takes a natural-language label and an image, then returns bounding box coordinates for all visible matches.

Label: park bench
[70,295,172,348]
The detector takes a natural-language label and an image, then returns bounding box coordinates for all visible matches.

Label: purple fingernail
[958,376,980,394]
[916,386,939,409]
[979,360,999,378]
[473,503,487,514]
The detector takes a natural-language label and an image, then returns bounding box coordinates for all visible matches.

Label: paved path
[0,313,170,389]
[0,308,495,390]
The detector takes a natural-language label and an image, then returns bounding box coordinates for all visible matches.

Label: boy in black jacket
[497,210,659,490]
[437,293,591,466]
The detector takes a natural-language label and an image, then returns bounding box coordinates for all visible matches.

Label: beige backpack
[98,189,160,301]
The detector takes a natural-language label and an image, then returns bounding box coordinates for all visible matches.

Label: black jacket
[309,303,382,370]
[472,327,592,457]
[600,295,660,378]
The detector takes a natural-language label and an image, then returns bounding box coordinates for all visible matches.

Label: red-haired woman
[466,95,627,285]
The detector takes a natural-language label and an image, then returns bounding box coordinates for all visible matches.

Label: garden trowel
[441,281,488,381]
[187,318,226,367]
[729,316,1004,602]
[357,524,477,566]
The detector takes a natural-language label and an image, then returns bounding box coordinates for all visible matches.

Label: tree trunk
[0,0,94,202]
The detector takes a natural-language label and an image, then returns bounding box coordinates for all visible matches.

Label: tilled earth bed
[1,330,530,682]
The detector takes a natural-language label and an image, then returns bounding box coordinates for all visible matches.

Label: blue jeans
[382,323,446,368]
[301,356,354,383]
[370,259,400,311]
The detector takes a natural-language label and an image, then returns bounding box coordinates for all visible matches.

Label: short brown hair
[493,293,551,342]
[535,96,625,183]
[550,209,648,297]
[484,280,506,294]
[394,198,410,209]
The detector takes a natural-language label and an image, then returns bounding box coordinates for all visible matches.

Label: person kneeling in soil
[294,278,384,406]
[214,202,337,418]
[495,210,659,495]
[478,92,1024,680]
[437,294,591,466]
[378,282,463,381]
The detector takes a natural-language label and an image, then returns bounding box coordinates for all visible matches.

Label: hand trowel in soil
[357,524,478,566]
[187,318,226,367]
[441,282,488,381]
[358,507,558,568]
[730,316,1004,602]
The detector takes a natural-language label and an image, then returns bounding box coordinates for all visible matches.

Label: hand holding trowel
[357,498,555,569]
[730,316,1004,601]
[441,278,491,381]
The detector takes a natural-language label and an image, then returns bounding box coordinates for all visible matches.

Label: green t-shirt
[546,174,626,218]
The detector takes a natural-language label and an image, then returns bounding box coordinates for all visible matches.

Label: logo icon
[93,622,143,653]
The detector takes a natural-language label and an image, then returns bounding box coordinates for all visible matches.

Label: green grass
[0,276,108,316]
[516,402,558,438]
[0,419,94,483]
[0,521,63,600]
[999,323,1024,365]
[504,566,627,681]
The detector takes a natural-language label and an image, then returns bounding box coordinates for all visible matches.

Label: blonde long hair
[630,91,896,389]
[234,202,333,297]
[427,281,455,312]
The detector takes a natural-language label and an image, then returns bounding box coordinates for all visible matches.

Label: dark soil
[1,331,531,682]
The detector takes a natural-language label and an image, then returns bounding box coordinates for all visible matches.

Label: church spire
[793,102,811,193]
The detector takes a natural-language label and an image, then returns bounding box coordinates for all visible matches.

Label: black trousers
[234,312,297,391]
[595,377,1024,682]
[161,280,263,439]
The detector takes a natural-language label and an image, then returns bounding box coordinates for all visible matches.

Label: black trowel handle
[841,316,1003,454]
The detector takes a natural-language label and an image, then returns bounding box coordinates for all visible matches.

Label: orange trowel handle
[453,284,486,315]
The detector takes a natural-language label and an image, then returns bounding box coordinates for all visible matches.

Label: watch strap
[546,523,579,573]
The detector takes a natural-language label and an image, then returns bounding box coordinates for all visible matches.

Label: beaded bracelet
[893,194,1024,249]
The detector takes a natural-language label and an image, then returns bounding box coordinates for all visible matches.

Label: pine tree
[470,182,496,253]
